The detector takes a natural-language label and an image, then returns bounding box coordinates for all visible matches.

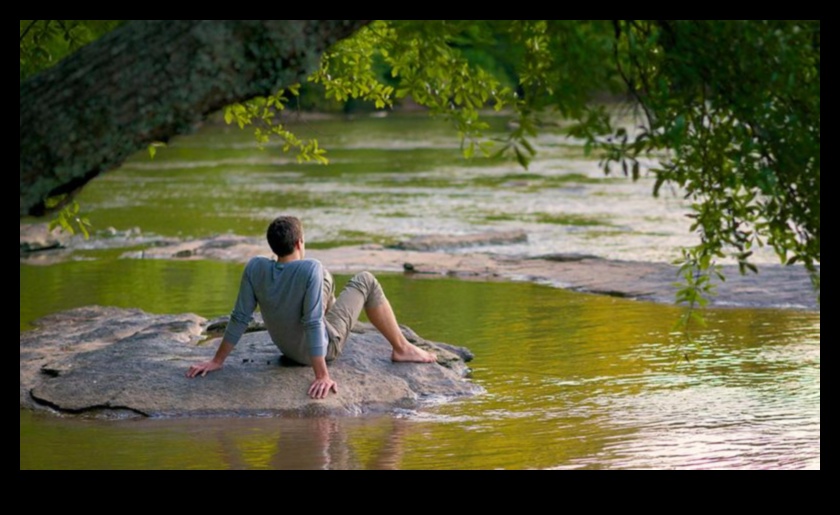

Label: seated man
[187,216,436,399]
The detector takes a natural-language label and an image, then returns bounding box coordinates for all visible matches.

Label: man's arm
[187,259,258,378]
[308,356,338,399]
[302,261,336,399]
[187,340,235,378]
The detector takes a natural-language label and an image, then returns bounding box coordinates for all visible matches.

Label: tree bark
[20,20,371,218]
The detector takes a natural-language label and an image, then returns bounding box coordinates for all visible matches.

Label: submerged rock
[20,223,70,254]
[20,307,481,419]
[21,223,178,266]
[393,230,528,251]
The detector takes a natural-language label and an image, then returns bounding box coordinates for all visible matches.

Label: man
[187,216,437,399]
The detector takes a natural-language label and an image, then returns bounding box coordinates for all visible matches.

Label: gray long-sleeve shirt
[222,257,328,365]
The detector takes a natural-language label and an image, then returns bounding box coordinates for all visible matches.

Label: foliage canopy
[20,20,820,305]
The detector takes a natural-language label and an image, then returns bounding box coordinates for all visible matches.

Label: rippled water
[74,114,777,264]
[20,115,819,469]
[19,263,820,470]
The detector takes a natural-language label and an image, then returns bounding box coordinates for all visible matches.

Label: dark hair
[267,216,304,257]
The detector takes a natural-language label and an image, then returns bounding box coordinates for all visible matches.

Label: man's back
[187,216,437,398]
[223,257,328,366]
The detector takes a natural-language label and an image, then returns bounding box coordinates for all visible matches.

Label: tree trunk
[20,20,371,218]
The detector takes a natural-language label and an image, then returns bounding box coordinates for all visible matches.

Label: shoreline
[21,224,819,311]
[129,235,819,311]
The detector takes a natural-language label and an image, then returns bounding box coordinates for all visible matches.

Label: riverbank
[21,223,819,311]
[128,233,818,311]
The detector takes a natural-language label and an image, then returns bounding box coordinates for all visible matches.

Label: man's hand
[186,341,234,379]
[186,361,223,378]
[309,356,337,399]
[308,377,338,399]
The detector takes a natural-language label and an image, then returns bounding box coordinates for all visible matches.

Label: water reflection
[212,417,410,470]
[20,412,411,470]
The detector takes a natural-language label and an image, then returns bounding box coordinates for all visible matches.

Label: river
[20,114,820,470]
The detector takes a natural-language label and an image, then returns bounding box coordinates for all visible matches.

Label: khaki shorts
[322,270,387,362]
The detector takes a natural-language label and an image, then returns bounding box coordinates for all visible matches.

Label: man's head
[267,216,304,258]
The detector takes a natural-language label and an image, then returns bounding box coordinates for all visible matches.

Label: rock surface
[22,222,818,311]
[20,307,481,419]
[392,230,528,251]
[20,223,69,254]
[132,237,819,310]
[21,223,180,266]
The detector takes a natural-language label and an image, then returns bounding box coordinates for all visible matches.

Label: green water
[19,261,820,470]
[20,115,820,469]
[69,114,716,263]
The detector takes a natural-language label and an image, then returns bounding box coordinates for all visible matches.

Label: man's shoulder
[245,256,275,271]
[291,259,324,275]
[247,257,323,276]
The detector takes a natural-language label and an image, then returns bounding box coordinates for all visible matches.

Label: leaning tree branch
[20,20,372,217]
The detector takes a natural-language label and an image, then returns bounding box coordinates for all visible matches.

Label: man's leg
[325,272,436,363]
[322,268,336,315]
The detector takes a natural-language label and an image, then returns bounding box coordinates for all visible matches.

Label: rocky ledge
[21,223,819,310]
[131,235,819,311]
[20,307,481,419]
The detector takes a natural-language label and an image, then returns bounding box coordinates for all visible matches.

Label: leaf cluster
[223,85,328,165]
[46,196,91,239]
[593,21,820,306]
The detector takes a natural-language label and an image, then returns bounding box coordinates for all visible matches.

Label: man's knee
[353,271,377,287]
[349,271,385,307]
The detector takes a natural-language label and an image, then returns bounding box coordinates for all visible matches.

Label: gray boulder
[20,307,481,419]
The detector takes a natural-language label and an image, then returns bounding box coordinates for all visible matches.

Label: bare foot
[392,344,437,364]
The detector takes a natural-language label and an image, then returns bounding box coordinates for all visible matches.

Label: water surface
[74,114,742,263]
[20,262,820,470]
[20,114,819,469]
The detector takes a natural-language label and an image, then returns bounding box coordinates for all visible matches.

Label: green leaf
[148,142,166,160]
[520,138,536,156]
[653,173,666,198]
[514,147,529,169]
[77,219,90,239]
[59,217,73,234]
[463,141,475,159]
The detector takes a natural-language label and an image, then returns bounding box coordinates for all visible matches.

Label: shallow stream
[20,114,819,469]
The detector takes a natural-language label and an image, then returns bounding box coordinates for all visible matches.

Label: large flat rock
[20,307,481,419]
